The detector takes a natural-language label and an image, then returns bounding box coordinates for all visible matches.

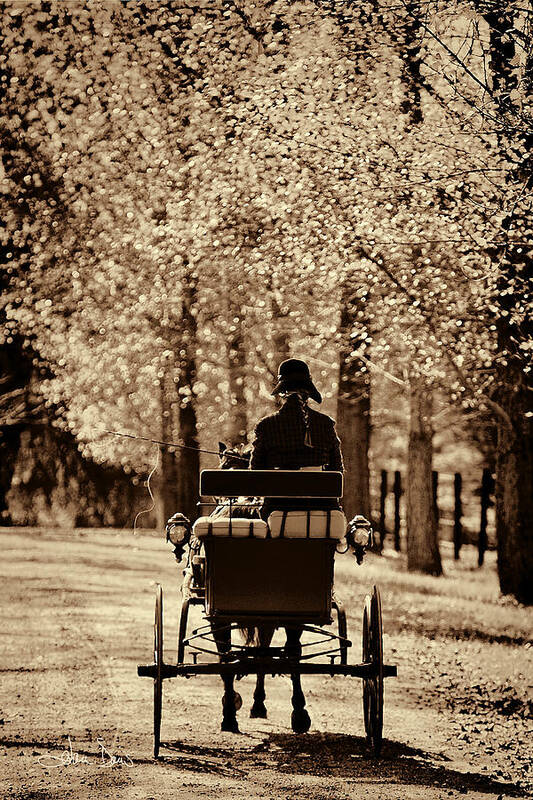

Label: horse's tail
[239,626,259,646]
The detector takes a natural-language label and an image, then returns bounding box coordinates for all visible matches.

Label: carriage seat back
[200,469,343,498]
[267,510,346,540]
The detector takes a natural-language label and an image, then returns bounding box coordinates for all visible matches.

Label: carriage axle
[137,661,397,679]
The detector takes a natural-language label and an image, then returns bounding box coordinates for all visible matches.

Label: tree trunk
[227,304,248,445]
[390,3,440,574]
[394,4,442,574]
[177,400,199,524]
[0,338,33,522]
[495,372,533,603]
[176,269,200,523]
[153,368,178,531]
[481,5,533,602]
[406,379,442,575]
[336,287,371,521]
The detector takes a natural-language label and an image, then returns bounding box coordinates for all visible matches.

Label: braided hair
[280,390,314,448]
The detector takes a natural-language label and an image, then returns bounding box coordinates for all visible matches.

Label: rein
[99,429,249,533]
[101,429,250,463]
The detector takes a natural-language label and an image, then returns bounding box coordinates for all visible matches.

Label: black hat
[271,358,322,404]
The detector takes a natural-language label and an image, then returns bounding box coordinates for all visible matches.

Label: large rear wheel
[362,585,384,755]
[154,584,163,759]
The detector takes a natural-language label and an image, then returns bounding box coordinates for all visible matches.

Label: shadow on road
[162,732,525,796]
[1,732,526,794]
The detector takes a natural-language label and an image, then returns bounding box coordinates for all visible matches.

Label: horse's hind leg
[286,627,311,733]
[250,673,267,719]
[250,626,274,719]
[221,673,241,733]
[214,624,241,733]
[290,672,311,733]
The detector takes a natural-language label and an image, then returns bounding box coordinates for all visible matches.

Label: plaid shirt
[250,394,344,472]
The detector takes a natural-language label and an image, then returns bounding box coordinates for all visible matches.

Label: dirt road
[0,528,531,800]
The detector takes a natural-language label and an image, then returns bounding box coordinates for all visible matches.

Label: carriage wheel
[177,598,190,664]
[153,584,163,759]
[362,585,384,755]
[362,597,372,738]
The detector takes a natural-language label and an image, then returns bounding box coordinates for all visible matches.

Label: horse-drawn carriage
[137,468,397,758]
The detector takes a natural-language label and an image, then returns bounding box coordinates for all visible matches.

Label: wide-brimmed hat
[271,358,322,404]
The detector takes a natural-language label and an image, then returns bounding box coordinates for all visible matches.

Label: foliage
[1,0,531,477]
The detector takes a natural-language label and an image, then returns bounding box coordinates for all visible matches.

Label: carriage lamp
[165,513,192,561]
[346,515,374,564]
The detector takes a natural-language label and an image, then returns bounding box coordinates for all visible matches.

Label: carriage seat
[196,469,346,540]
[267,509,346,540]
[191,510,346,540]
[192,517,269,538]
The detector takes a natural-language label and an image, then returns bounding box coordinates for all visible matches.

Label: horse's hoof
[221,719,241,734]
[291,709,311,734]
[250,703,268,719]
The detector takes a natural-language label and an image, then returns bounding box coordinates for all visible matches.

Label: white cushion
[192,516,268,539]
[267,510,346,540]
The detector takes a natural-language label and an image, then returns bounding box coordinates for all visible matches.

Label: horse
[214,442,311,735]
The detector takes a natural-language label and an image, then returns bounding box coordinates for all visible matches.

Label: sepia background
[1,1,532,798]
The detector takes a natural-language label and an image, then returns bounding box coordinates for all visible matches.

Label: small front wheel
[153,584,163,759]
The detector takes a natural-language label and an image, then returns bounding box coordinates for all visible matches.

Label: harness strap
[280,511,288,538]
[208,521,213,537]
[306,510,311,538]
[249,521,254,538]
[326,510,331,539]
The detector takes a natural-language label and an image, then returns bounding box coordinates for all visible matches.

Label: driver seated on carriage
[250,358,343,521]
[249,359,372,555]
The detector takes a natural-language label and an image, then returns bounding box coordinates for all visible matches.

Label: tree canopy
[1,0,531,597]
